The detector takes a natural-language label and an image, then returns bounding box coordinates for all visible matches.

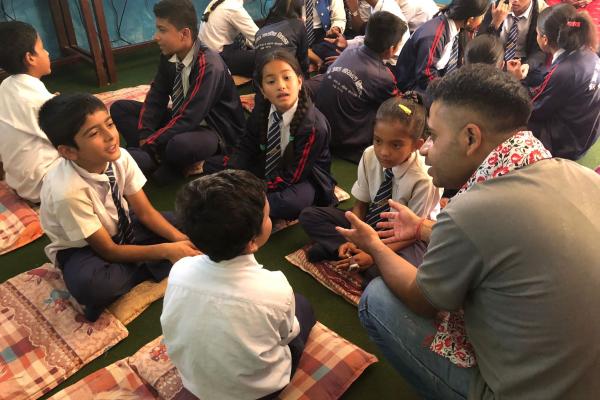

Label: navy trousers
[55,212,176,311]
[299,205,427,266]
[110,100,220,178]
[267,181,316,221]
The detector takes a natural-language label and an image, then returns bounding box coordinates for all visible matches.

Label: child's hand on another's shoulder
[163,241,201,263]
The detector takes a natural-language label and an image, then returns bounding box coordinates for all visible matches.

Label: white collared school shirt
[0,74,60,202]
[161,254,300,400]
[40,148,146,263]
[352,146,442,220]
[198,0,259,52]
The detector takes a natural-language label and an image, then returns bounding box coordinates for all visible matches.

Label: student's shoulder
[359,145,381,172]
[42,160,90,203]
[0,74,53,106]
[413,15,445,41]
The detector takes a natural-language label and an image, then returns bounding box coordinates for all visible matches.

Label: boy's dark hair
[38,93,107,149]
[427,64,532,134]
[538,4,598,53]
[364,11,407,54]
[465,34,504,67]
[443,0,489,21]
[154,0,199,39]
[175,170,267,262]
[265,0,303,24]
[376,92,427,140]
[0,21,38,75]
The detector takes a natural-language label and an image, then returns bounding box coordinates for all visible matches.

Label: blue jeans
[358,278,475,400]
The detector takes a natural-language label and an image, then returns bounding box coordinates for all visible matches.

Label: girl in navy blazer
[393,0,489,92]
[229,49,336,220]
[530,3,600,159]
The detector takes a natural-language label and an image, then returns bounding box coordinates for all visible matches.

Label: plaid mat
[0,264,128,399]
[50,322,377,400]
[96,85,256,113]
[286,246,364,306]
[0,181,44,255]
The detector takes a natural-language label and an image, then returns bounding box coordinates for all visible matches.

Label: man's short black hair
[175,170,267,262]
[427,64,532,134]
[38,93,107,149]
[364,11,407,54]
[154,0,199,39]
[0,21,38,75]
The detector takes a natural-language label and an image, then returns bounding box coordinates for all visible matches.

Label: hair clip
[398,104,412,115]
[567,21,581,28]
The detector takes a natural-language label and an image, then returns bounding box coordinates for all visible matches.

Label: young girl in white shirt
[198,0,259,76]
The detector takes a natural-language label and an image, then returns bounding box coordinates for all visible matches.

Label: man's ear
[463,123,483,156]
[57,144,78,161]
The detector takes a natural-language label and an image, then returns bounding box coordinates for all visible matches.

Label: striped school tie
[305,0,315,46]
[171,61,185,116]
[365,168,394,229]
[504,15,523,62]
[445,34,460,75]
[265,111,283,178]
[105,163,135,244]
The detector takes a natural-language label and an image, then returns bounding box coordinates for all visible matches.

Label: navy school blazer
[229,96,336,206]
[254,18,310,77]
[393,14,466,93]
[529,49,600,160]
[138,41,245,153]
[316,45,399,163]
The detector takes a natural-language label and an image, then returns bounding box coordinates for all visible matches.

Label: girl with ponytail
[393,0,489,92]
[198,0,258,76]
[529,3,600,159]
[228,50,336,220]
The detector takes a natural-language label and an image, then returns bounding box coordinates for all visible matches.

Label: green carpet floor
[3,45,599,400]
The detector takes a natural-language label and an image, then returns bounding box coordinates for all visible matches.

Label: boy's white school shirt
[40,148,146,263]
[351,146,442,220]
[198,0,259,52]
[161,254,300,400]
[0,74,60,202]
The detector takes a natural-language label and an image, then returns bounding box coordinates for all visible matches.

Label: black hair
[202,0,226,22]
[375,92,427,140]
[364,11,408,54]
[265,0,303,24]
[38,93,107,149]
[442,0,489,21]
[0,21,38,75]
[175,170,267,262]
[154,0,199,39]
[426,64,532,134]
[256,49,310,169]
[537,4,598,53]
[465,34,504,67]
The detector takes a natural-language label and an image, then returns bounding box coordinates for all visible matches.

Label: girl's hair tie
[400,91,423,105]
[398,104,412,115]
[567,21,581,28]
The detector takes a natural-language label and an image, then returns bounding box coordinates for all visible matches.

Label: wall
[0,0,273,60]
